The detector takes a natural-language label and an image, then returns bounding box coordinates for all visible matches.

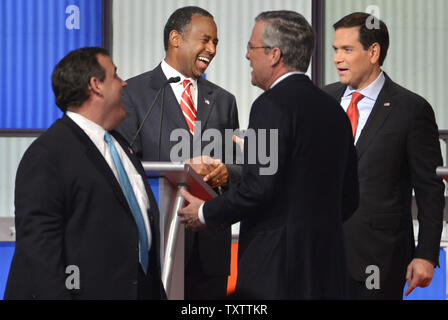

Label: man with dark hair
[324,12,444,299]
[4,47,166,300]
[116,6,240,299]
[179,11,359,299]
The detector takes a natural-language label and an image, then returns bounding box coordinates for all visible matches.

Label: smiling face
[167,15,218,79]
[332,26,381,90]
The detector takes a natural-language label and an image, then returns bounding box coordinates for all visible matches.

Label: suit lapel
[149,64,190,132]
[61,116,131,212]
[196,78,216,134]
[355,75,397,160]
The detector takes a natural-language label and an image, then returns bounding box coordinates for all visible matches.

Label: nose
[206,42,216,57]
[333,49,343,65]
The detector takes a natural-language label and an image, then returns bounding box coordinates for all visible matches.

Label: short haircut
[333,12,389,66]
[51,47,109,112]
[163,6,214,51]
[255,10,315,73]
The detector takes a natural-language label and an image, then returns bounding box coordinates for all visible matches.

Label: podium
[143,162,217,300]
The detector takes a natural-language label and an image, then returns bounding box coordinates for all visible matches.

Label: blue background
[0,0,102,129]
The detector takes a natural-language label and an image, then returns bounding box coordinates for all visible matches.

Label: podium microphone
[130,76,181,148]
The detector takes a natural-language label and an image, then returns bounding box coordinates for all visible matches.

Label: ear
[88,76,103,97]
[368,42,381,65]
[169,30,182,49]
[269,47,282,67]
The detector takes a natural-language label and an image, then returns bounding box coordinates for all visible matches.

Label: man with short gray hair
[179,11,359,299]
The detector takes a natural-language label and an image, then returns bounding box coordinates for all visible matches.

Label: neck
[265,66,290,90]
[164,55,193,79]
[352,67,381,91]
[67,101,112,131]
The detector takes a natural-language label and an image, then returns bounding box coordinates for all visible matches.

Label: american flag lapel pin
[384,102,391,107]
[204,98,210,105]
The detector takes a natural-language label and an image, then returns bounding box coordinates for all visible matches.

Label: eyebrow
[333,45,353,50]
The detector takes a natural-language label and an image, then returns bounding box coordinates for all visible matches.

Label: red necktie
[180,80,196,135]
[346,92,364,137]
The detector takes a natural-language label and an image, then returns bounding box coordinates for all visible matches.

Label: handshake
[178,155,226,232]
[178,135,244,232]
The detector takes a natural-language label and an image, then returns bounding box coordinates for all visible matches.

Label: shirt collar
[343,71,385,101]
[66,111,107,141]
[270,71,305,89]
[161,59,197,90]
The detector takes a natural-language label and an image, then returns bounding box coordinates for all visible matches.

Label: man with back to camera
[4,47,166,299]
[324,12,444,299]
[116,6,240,299]
[178,10,360,299]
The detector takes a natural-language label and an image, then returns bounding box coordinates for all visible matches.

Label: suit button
[132,280,138,285]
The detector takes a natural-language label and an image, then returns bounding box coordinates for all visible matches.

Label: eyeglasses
[247,43,272,52]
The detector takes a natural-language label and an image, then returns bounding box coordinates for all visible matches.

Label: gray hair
[255,11,315,72]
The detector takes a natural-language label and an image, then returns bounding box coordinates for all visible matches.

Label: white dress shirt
[66,111,152,248]
[161,59,198,108]
[340,71,386,144]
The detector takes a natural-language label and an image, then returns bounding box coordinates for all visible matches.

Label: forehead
[249,20,267,43]
[185,15,217,37]
[97,54,115,72]
[333,26,361,45]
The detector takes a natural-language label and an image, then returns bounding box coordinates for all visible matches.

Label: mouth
[337,67,349,76]
[197,56,212,70]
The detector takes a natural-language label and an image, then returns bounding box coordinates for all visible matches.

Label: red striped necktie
[180,79,196,135]
[346,92,364,137]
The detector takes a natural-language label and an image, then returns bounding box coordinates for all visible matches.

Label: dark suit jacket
[4,115,166,300]
[324,73,444,287]
[203,74,359,299]
[116,64,240,278]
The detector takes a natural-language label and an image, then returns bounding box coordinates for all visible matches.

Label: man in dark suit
[4,47,166,300]
[116,7,240,299]
[178,11,359,299]
[323,12,445,299]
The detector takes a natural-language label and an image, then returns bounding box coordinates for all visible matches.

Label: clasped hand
[185,156,228,189]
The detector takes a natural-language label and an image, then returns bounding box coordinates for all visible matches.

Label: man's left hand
[404,258,435,296]
[178,189,206,232]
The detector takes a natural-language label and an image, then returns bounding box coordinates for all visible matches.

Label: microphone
[130,76,181,148]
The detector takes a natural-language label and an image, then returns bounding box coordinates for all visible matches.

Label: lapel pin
[128,147,134,154]
[204,98,210,105]
[384,102,391,107]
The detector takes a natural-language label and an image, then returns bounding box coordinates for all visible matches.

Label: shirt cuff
[198,203,206,225]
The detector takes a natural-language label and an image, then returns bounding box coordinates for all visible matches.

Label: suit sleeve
[224,96,242,187]
[13,144,72,299]
[408,100,445,266]
[203,95,288,228]
[116,89,143,157]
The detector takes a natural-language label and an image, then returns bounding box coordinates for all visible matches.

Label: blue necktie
[104,132,149,274]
